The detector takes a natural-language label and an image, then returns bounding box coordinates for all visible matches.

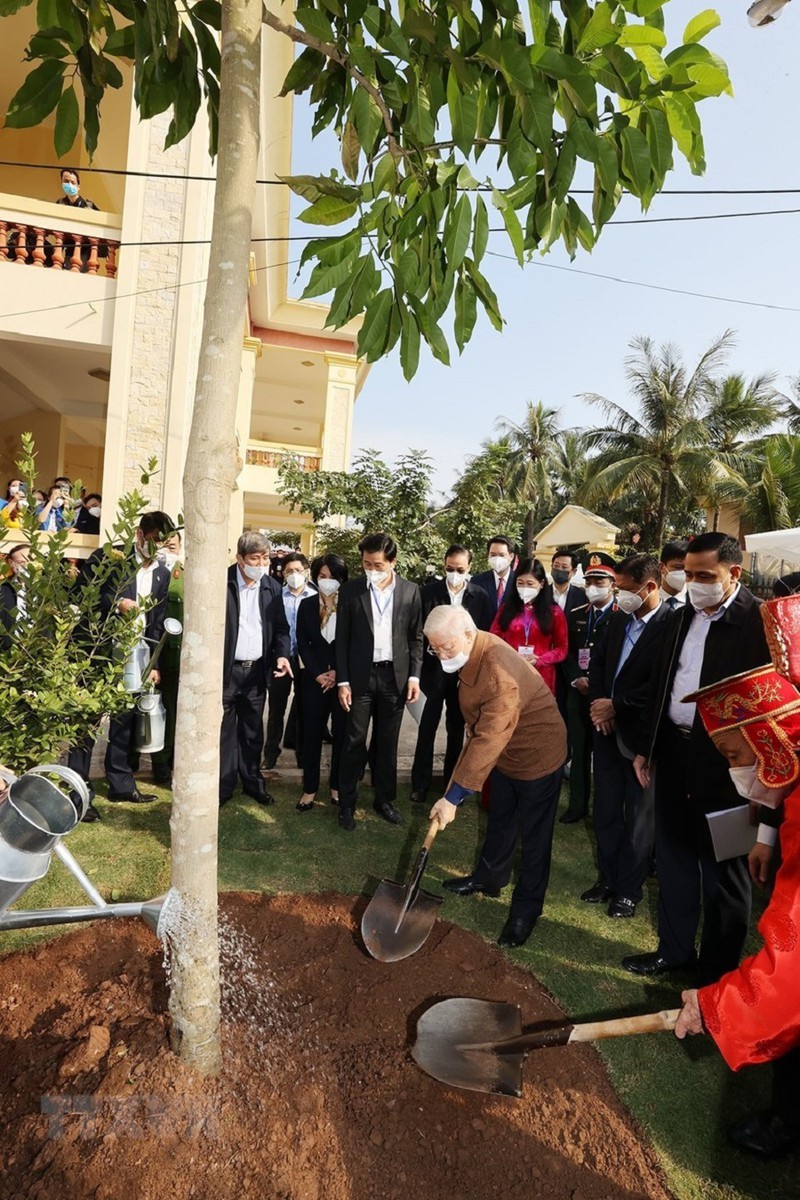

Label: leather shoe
[82,802,102,823]
[107,789,157,804]
[559,810,584,825]
[608,896,636,918]
[246,788,275,806]
[374,802,404,825]
[728,1112,800,1159]
[338,809,356,832]
[410,789,427,804]
[580,882,613,904]
[621,951,693,977]
[442,876,501,898]
[497,916,535,948]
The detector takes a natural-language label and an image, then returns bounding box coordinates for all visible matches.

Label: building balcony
[241,439,321,500]
[0,527,100,561]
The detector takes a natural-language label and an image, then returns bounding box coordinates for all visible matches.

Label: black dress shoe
[374,802,404,825]
[580,882,613,904]
[559,810,584,825]
[246,788,275,806]
[728,1112,800,1159]
[410,789,427,804]
[82,802,102,823]
[107,789,157,803]
[497,916,535,948]
[338,809,356,831]
[621,951,693,977]
[442,876,501,898]
[608,896,636,918]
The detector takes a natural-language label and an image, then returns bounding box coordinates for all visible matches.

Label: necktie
[667,596,677,610]
[496,578,505,604]
[587,607,595,637]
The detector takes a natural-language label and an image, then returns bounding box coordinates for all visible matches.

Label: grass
[3,777,790,1200]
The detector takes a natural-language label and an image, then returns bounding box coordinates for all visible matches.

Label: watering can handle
[0,767,18,793]
[26,765,91,820]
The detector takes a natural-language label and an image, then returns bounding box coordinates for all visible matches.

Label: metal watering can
[122,617,183,695]
[123,617,182,754]
[0,764,166,934]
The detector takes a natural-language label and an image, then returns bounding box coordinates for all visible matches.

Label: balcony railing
[0,193,121,278]
[245,445,321,472]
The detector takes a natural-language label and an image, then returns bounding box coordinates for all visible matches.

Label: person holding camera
[1,480,26,529]
[35,484,74,532]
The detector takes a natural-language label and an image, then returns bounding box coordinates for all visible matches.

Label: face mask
[440,649,470,674]
[52,497,64,508]
[317,578,340,597]
[664,569,686,592]
[728,764,791,809]
[552,568,571,586]
[488,555,510,574]
[517,585,540,603]
[62,181,78,197]
[366,569,391,587]
[688,579,727,611]
[157,551,179,572]
[87,506,101,519]
[616,588,646,615]
[285,570,306,591]
[585,584,612,604]
[242,563,265,582]
[446,570,469,589]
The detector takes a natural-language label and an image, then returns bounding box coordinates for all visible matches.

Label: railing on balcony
[245,445,321,472]
[0,193,121,278]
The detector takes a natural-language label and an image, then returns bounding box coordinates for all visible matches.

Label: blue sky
[291,2,799,499]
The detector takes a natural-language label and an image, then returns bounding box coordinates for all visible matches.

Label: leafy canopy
[3,1,731,375]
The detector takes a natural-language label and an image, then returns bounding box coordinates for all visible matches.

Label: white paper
[706,804,758,863]
[405,695,426,725]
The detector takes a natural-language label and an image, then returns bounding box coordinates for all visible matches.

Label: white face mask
[446,570,469,589]
[688,579,728,611]
[157,550,180,572]
[317,578,340,597]
[488,555,510,574]
[285,570,306,591]
[728,763,791,809]
[585,584,612,605]
[366,568,391,587]
[664,569,686,592]
[440,648,470,674]
[616,588,646,615]
[516,585,540,603]
[242,563,265,582]
[87,506,101,519]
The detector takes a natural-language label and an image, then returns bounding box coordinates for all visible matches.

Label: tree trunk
[655,471,670,549]
[167,0,262,1076]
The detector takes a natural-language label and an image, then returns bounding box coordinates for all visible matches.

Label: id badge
[578,648,591,671]
[518,645,535,660]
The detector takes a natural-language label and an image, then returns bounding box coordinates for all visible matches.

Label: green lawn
[3,779,790,1200]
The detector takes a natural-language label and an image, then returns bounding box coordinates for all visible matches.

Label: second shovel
[361,818,442,962]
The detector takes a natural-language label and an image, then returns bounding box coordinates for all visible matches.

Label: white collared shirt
[234,567,263,661]
[553,584,570,611]
[660,585,687,609]
[282,582,317,655]
[448,583,466,606]
[668,585,740,728]
[371,575,396,661]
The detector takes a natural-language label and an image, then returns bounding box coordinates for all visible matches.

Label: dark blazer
[562,600,616,684]
[419,578,494,692]
[589,603,671,753]
[223,564,291,687]
[296,593,337,679]
[554,583,586,625]
[84,547,170,645]
[0,579,18,652]
[471,567,517,615]
[335,574,423,695]
[639,585,771,809]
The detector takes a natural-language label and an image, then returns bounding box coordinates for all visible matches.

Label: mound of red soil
[0,893,671,1200]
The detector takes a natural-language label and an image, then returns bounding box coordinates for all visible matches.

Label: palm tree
[781,374,800,436]
[702,371,782,529]
[727,434,800,535]
[578,331,739,548]
[495,402,563,553]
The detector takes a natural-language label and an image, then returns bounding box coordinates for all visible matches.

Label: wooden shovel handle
[421,818,441,853]
[567,1009,680,1043]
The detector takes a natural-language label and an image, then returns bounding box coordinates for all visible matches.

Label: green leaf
[630,44,668,81]
[54,83,79,157]
[6,57,66,128]
[300,228,362,269]
[643,105,672,183]
[465,259,503,331]
[576,1,618,53]
[341,121,360,182]
[517,90,554,152]
[617,25,667,48]
[619,124,651,194]
[283,175,360,203]
[103,23,135,57]
[302,252,360,299]
[372,153,397,196]
[492,188,524,265]
[27,32,70,57]
[683,9,720,45]
[296,5,334,42]
[351,85,383,154]
[190,0,221,31]
[357,288,394,360]
[399,305,420,381]
[499,38,533,91]
[279,47,325,97]
[472,194,489,267]
[395,246,419,293]
[418,309,450,366]
[453,275,477,354]
[297,194,359,226]
[0,0,34,14]
[446,67,478,156]
[444,194,473,270]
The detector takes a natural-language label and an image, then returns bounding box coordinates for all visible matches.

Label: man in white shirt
[659,538,689,611]
[264,552,317,769]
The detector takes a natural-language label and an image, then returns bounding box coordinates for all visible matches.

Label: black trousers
[564,687,592,816]
[301,674,346,795]
[264,656,303,762]
[338,663,404,812]
[105,707,140,794]
[654,723,751,984]
[592,730,654,903]
[67,736,96,798]
[150,652,180,774]
[220,660,267,800]
[411,670,465,794]
[773,1045,800,1129]
[472,766,562,925]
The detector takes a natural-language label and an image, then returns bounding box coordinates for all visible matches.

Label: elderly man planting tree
[427,606,567,948]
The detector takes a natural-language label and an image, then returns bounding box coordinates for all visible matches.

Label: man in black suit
[410,544,494,806]
[626,532,771,983]
[583,555,670,917]
[559,553,617,823]
[336,532,423,830]
[470,534,517,615]
[550,547,586,621]
[220,532,292,806]
[0,543,28,652]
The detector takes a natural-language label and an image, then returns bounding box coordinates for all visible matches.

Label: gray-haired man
[220,532,292,805]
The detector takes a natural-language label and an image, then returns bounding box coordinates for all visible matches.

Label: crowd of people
[2,507,799,1160]
[1,476,102,534]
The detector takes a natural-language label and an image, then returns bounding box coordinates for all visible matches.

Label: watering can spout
[140,893,169,937]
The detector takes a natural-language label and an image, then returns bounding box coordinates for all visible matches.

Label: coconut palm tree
[578,332,739,548]
[495,402,563,553]
[702,371,782,529]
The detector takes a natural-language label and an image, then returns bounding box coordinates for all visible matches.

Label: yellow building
[0,7,368,556]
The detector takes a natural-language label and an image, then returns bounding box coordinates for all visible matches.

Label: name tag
[578,648,591,671]
[517,645,535,660]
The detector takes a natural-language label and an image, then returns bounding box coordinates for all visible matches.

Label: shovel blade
[361,879,443,962]
[412,998,525,1097]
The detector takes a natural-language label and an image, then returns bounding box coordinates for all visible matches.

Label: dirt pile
[0,892,672,1200]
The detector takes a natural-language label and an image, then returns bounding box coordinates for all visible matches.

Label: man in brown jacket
[427,606,567,948]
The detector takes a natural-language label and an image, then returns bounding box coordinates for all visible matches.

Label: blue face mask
[62,181,79,197]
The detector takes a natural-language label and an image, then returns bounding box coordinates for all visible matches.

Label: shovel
[412,997,679,1097]
[361,818,443,962]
